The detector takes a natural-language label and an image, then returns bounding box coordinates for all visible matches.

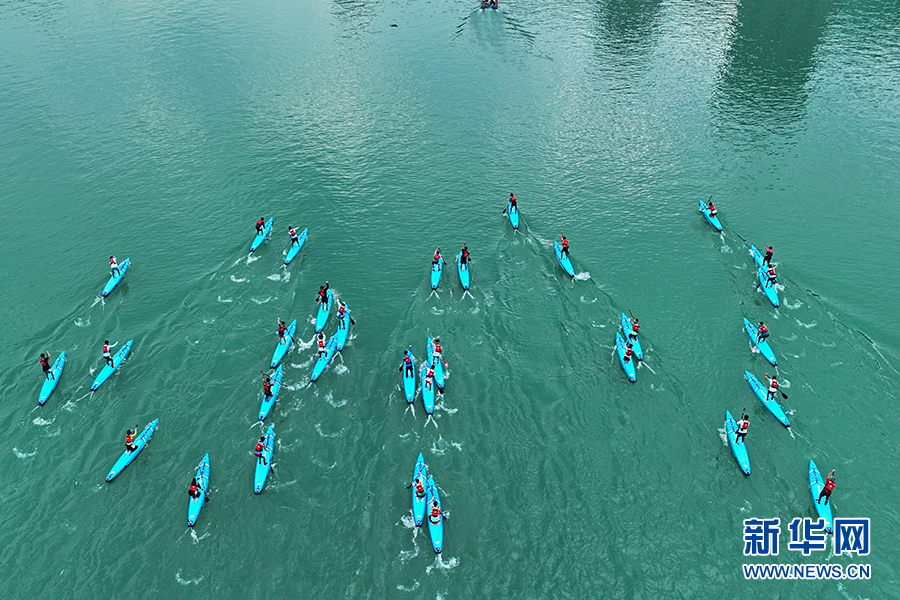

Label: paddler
[255,217,265,235]
[432,247,442,270]
[817,469,836,505]
[765,264,777,287]
[628,317,640,341]
[429,500,443,524]
[756,322,769,344]
[763,245,773,266]
[254,436,268,465]
[707,200,717,217]
[337,301,348,328]
[424,363,435,391]
[188,477,202,499]
[400,349,414,377]
[432,338,446,369]
[125,425,138,453]
[277,318,288,341]
[460,244,470,268]
[764,373,779,401]
[734,414,749,444]
[262,372,273,400]
[316,281,330,304]
[288,226,300,247]
[508,192,517,210]
[413,477,425,499]
[624,342,634,363]
[39,352,55,380]
[559,233,569,258]
[109,255,121,277]
[102,340,118,367]
[316,331,326,358]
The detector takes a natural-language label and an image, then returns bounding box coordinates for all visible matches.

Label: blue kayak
[106,418,158,481]
[554,241,575,277]
[254,426,274,493]
[457,252,470,290]
[284,227,308,265]
[751,245,779,307]
[699,200,723,231]
[412,453,428,526]
[250,218,273,252]
[507,199,519,229]
[310,336,338,382]
[615,332,636,382]
[91,340,134,391]
[258,365,283,421]
[808,460,834,533]
[38,352,66,405]
[725,410,751,475]
[427,337,445,390]
[620,313,643,361]
[426,475,444,553]
[431,254,443,290]
[315,289,333,333]
[401,348,416,403]
[743,318,777,366]
[335,306,351,351]
[421,362,435,414]
[187,454,210,527]
[270,319,296,369]
[102,258,130,297]
[745,371,790,427]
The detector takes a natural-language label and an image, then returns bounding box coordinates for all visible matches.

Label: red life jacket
[125,432,134,444]
[427,369,435,379]
[632,322,640,333]
[415,483,424,495]
[338,306,345,317]
[434,344,442,353]
[759,325,767,334]
[289,228,296,236]
[40,357,50,369]
[625,348,633,357]
[318,338,325,348]
[709,203,715,211]
[263,381,272,393]
[434,252,440,261]
[737,420,748,432]
[770,379,778,389]
[255,442,265,453]
[431,506,440,517]
[109,257,116,265]
[562,239,568,249]
[319,289,327,299]
[824,478,835,491]
[462,250,469,259]
[257,219,264,228]
[403,355,411,365]
[768,267,776,276]
[278,324,286,335]
[103,344,110,353]
[190,484,198,494]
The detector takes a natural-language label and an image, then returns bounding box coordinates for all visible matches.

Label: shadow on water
[591,0,665,78]
[452,6,536,48]
[711,0,835,142]
[332,0,383,38]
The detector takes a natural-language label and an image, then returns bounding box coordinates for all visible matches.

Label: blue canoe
[725,411,751,475]
[91,339,134,391]
[507,199,519,229]
[699,200,723,232]
[38,352,66,405]
[421,363,435,414]
[102,258,130,297]
[335,306,351,351]
[457,252,470,290]
[427,337,445,390]
[620,313,643,361]
[258,365,283,421]
[431,254,443,290]
[554,241,575,277]
[254,426,274,493]
[615,332,636,382]
[745,371,790,427]
[808,460,834,533]
[412,453,428,526]
[188,454,210,527]
[426,475,444,553]
[310,336,338,382]
[250,218,273,252]
[270,319,296,369]
[401,348,416,403]
[751,245,779,307]
[315,289,333,333]
[106,418,158,481]
[284,227,308,265]
[743,318,777,366]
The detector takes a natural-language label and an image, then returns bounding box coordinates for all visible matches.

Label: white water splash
[574,271,591,281]
[430,435,463,455]
[784,299,803,309]
[189,530,210,544]
[13,448,36,459]
[175,572,203,585]
[579,296,597,304]
[267,271,290,282]
[314,423,345,438]
[251,296,272,305]
[426,554,460,573]
[230,275,247,283]
[246,254,258,265]
[33,417,53,426]
[74,317,90,327]
[327,395,348,408]
[334,364,349,376]
[216,296,233,303]
[396,581,420,592]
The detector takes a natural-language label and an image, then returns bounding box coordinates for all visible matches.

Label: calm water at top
[1,0,898,597]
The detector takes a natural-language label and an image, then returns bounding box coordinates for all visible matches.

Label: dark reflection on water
[592,0,664,73]
[332,0,383,38]
[712,0,834,141]
[453,6,536,48]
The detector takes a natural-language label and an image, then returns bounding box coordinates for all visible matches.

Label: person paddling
[102,340,118,367]
[39,352,55,380]
[337,301,348,328]
[624,342,634,362]
[109,255,121,277]
[424,363,435,391]
[707,200,717,218]
[316,331,326,358]
[277,318,288,341]
[432,338,446,368]
[432,247,442,271]
[400,349,414,377]
[509,193,517,210]
[763,245,773,266]
[756,322,769,344]
[317,281,330,304]
[734,414,749,444]
[460,243,470,268]
[255,217,265,235]
[628,317,640,341]
[125,425,138,453]
[413,477,425,499]
[288,226,300,247]
[254,436,268,465]
[429,500,443,524]
[765,264,777,287]
[764,373,779,401]
[188,477,202,498]
[559,233,570,258]
[817,469,836,505]
[262,372,273,400]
